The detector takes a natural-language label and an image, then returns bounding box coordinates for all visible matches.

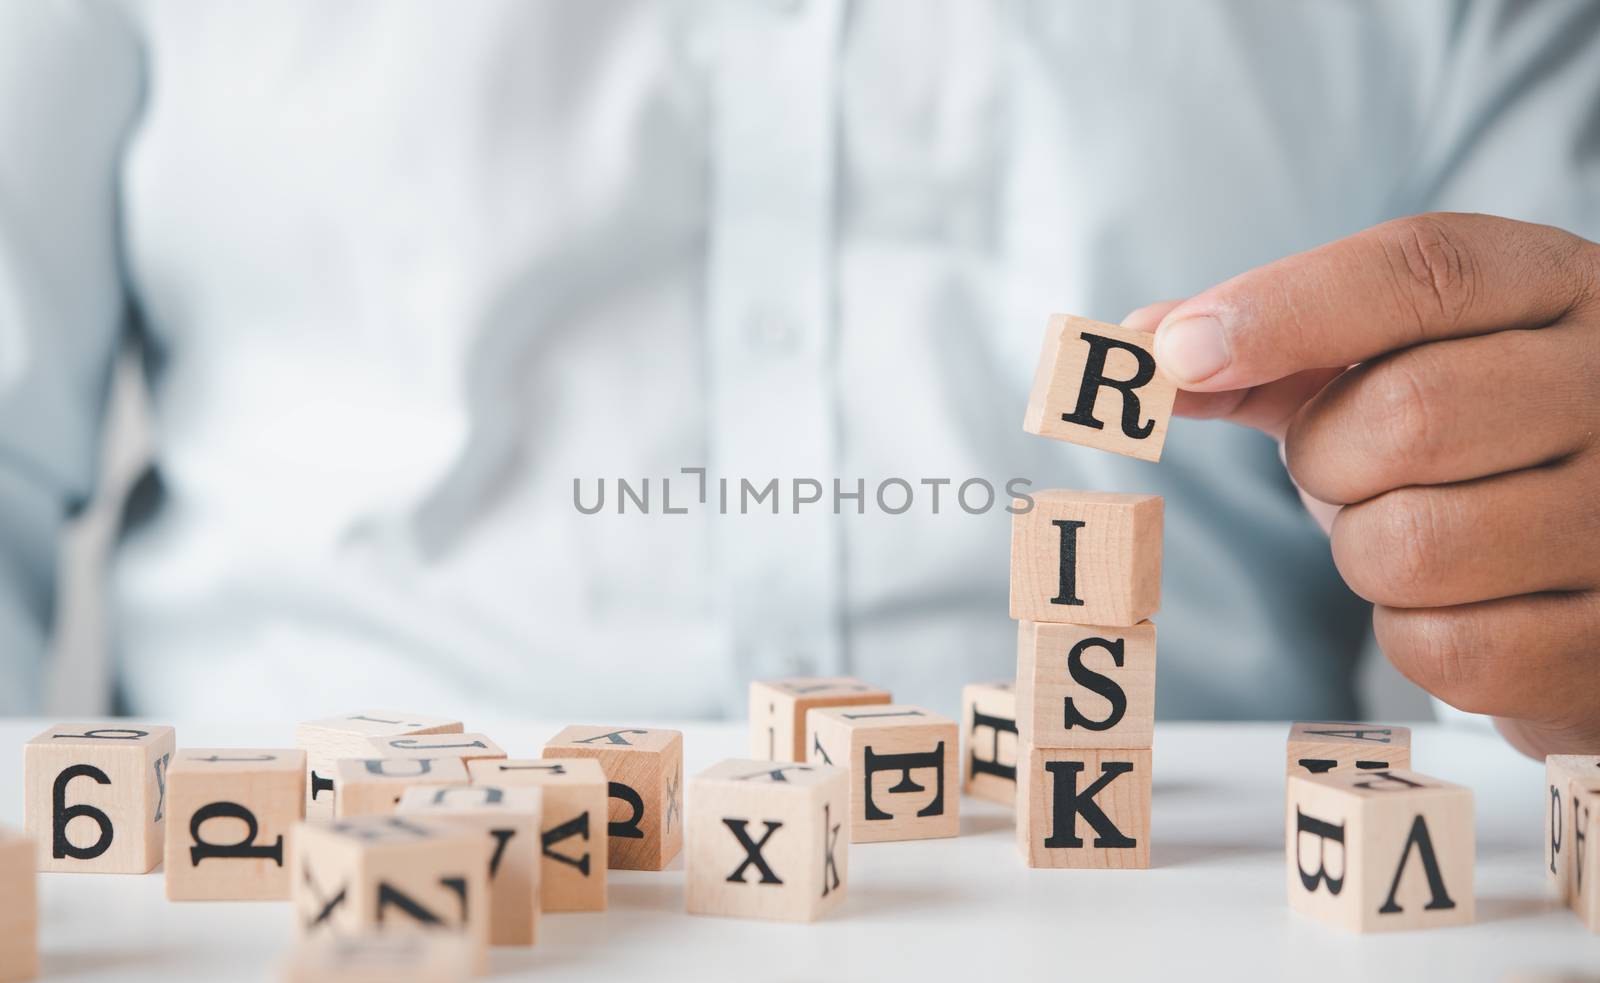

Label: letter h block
[686,760,849,922]
[1009,490,1162,627]
[396,786,543,946]
[0,826,36,983]
[1287,769,1473,932]
[1016,620,1155,749]
[749,677,892,762]
[164,748,306,900]
[1016,746,1151,869]
[807,706,958,843]
[1023,314,1177,462]
[296,712,464,820]
[1545,754,1600,930]
[541,726,684,871]
[1287,722,1412,777]
[467,758,609,912]
[24,724,176,873]
[961,681,1018,806]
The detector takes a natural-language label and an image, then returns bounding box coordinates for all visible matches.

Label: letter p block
[164,748,306,900]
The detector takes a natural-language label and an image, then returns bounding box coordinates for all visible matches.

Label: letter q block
[1023,314,1177,462]
[24,723,176,873]
[808,706,958,843]
[542,726,683,871]
[165,748,306,900]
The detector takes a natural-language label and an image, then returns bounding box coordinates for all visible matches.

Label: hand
[1125,213,1600,759]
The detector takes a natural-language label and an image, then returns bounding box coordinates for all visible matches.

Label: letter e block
[1023,314,1177,462]
[1287,722,1412,777]
[467,758,608,912]
[541,727,683,871]
[749,678,891,762]
[297,712,464,820]
[961,681,1018,806]
[396,786,541,946]
[1016,620,1155,749]
[0,826,36,983]
[1009,490,1162,627]
[165,748,306,900]
[280,932,474,983]
[24,723,176,873]
[1016,744,1150,869]
[807,706,958,843]
[334,759,470,819]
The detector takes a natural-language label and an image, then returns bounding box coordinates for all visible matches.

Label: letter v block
[1009,490,1162,627]
[542,726,684,871]
[467,758,608,912]
[296,712,464,820]
[807,706,959,843]
[1287,769,1473,932]
[686,759,849,922]
[1023,314,1177,462]
[396,785,542,946]
[1287,722,1412,777]
[24,723,176,873]
[1016,621,1155,749]
[164,748,306,900]
[1017,745,1150,869]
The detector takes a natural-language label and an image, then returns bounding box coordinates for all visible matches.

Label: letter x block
[1287,769,1473,933]
[1016,620,1155,749]
[1016,745,1150,869]
[467,758,608,912]
[1023,314,1177,462]
[1545,754,1600,930]
[1009,490,1162,627]
[297,712,464,820]
[24,723,176,873]
[686,760,849,922]
[748,677,892,762]
[396,786,542,946]
[961,681,1018,806]
[334,758,471,819]
[165,748,306,900]
[0,826,36,983]
[541,726,684,871]
[1287,722,1412,777]
[807,706,958,843]
[280,932,474,983]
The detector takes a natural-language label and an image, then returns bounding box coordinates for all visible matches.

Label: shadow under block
[289,815,490,973]
[749,678,892,763]
[1286,769,1474,933]
[164,748,306,900]
[467,758,608,912]
[1016,621,1155,750]
[280,932,474,983]
[1286,722,1413,777]
[541,726,683,871]
[24,724,176,873]
[1545,754,1600,929]
[1022,314,1178,462]
[334,758,471,819]
[396,786,542,946]
[297,712,464,821]
[961,681,1018,806]
[686,760,849,922]
[367,734,507,767]
[1009,490,1162,627]
[807,706,958,843]
[1016,745,1151,869]
[0,826,36,983]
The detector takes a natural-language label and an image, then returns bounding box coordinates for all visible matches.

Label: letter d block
[165,748,306,900]
[749,677,892,762]
[1287,769,1473,933]
[0,826,37,983]
[1009,490,1162,627]
[686,760,849,922]
[1016,620,1155,749]
[808,706,958,843]
[24,724,176,873]
[296,712,464,821]
[1023,314,1177,462]
[961,681,1018,806]
[467,758,608,912]
[1287,722,1412,777]
[1016,745,1151,869]
[334,758,471,819]
[542,727,683,871]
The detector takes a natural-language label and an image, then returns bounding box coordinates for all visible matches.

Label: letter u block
[1009,490,1162,627]
[961,681,1018,806]
[1016,744,1151,869]
[807,706,958,843]
[396,786,542,946]
[164,748,306,900]
[296,712,464,820]
[541,726,684,871]
[1016,620,1155,749]
[467,758,608,912]
[686,760,849,922]
[748,677,891,762]
[1287,769,1473,932]
[1023,314,1177,462]
[1287,722,1412,777]
[0,826,37,983]
[334,758,471,819]
[24,724,176,873]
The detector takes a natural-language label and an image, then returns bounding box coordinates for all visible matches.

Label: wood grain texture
[541,727,683,871]
[24,723,176,874]
[1545,755,1600,927]
[296,712,463,821]
[164,748,306,900]
[1016,621,1155,749]
[1008,490,1162,627]
[1287,722,1413,777]
[366,734,507,767]
[748,678,891,762]
[807,706,958,844]
[0,826,36,983]
[466,758,608,912]
[396,786,542,946]
[1016,744,1150,869]
[333,758,471,819]
[279,932,474,983]
[961,681,1018,806]
[1022,314,1177,462]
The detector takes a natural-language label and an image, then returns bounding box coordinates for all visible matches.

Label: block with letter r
[542,726,684,871]
[1023,314,1177,462]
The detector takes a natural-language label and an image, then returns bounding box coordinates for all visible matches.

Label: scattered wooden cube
[1009,490,1162,627]
[164,748,306,900]
[1287,722,1413,777]
[1545,754,1600,924]
[333,758,471,819]
[23,723,176,873]
[289,814,489,973]
[1016,744,1150,869]
[807,705,958,843]
[1286,768,1473,932]
[280,932,474,983]
[396,786,542,946]
[686,759,849,922]
[748,678,892,762]
[0,826,36,983]
[1022,314,1177,462]
[297,712,464,820]
[467,758,608,912]
[1016,620,1155,750]
[960,681,1018,806]
[367,734,507,767]
[541,727,684,871]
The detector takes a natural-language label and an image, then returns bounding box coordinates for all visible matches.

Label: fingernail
[1156,315,1230,384]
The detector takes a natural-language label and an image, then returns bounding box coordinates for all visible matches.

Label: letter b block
[542,726,684,871]
[808,706,958,843]
[0,826,36,983]
[165,748,306,900]
[1016,620,1155,749]
[24,724,176,873]
[1009,490,1162,627]
[686,760,849,922]
[1016,745,1150,869]
[1023,314,1177,462]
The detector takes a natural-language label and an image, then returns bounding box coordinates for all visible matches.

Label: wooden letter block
[289,815,489,973]
[467,758,608,912]
[1287,722,1413,777]
[334,758,470,819]
[541,727,683,871]
[0,826,37,983]
[686,760,849,922]
[280,932,473,983]
[748,678,891,762]
[1023,314,1177,462]
[1545,755,1600,929]
[1286,769,1473,933]
[24,723,176,873]
[396,786,542,946]
[297,712,464,820]
[1016,744,1150,869]
[164,748,306,900]
[367,734,507,767]
[807,706,958,843]
[1009,490,1162,627]
[1016,620,1155,749]
[961,681,1018,806]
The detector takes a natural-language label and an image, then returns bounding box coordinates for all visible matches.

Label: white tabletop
[3,719,1596,982]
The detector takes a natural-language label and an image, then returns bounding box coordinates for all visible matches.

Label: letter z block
[807,706,958,843]
[1016,620,1155,749]
[1023,314,1177,462]
[467,758,608,912]
[396,786,542,946]
[280,932,474,983]
[1287,769,1473,933]
[961,681,1018,806]
[165,748,306,900]
[541,726,684,871]
[24,723,176,873]
[0,826,36,983]
[1016,744,1150,869]
[686,760,849,922]
[1287,722,1412,777]
[749,678,891,762]
[296,712,464,820]
[1009,490,1162,627]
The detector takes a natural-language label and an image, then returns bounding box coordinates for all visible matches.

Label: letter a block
[807,706,958,843]
[686,760,849,922]
[1009,490,1162,627]
[749,678,892,762]
[297,712,464,820]
[467,758,608,912]
[961,681,1018,806]
[1287,769,1473,933]
[24,724,176,873]
[396,786,542,946]
[334,758,471,819]
[1287,722,1412,777]
[1016,745,1150,869]
[1545,754,1600,929]
[0,826,37,983]
[541,726,684,871]
[280,932,474,983]
[1016,620,1155,749]
[165,748,306,900]
[1023,314,1177,462]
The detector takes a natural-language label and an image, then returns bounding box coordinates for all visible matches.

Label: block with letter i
[1545,754,1600,930]
[542,726,683,871]
[367,733,507,767]
[397,785,542,946]
[1023,314,1177,462]
[164,748,306,900]
[1287,722,1412,777]
[749,677,892,762]
[467,758,608,912]
[24,723,176,873]
[961,681,1018,806]
[296,712,464,820]
[0,826,36,983]
[686,760,849,922]
[807,705,958,843]
[1009,490,1162,627]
